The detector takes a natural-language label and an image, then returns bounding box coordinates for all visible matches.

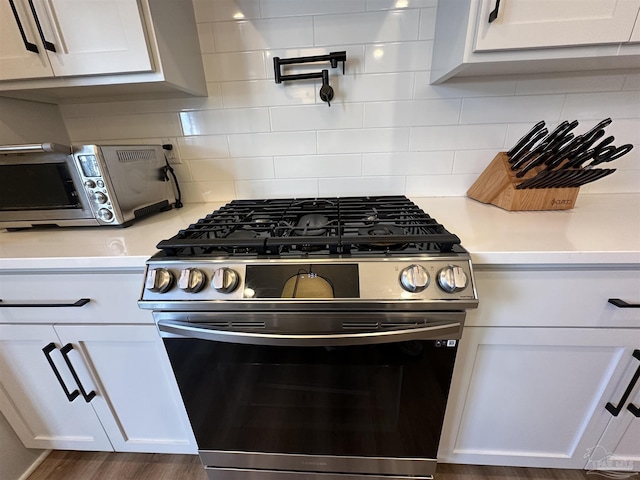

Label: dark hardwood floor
[27,451,601,480]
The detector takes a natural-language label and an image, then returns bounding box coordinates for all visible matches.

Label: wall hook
[273,51,346,107]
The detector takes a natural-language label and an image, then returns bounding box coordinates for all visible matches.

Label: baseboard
[17,450,51,480]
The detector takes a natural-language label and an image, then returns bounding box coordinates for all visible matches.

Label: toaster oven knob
[145,268,174,293]
[93,192,108,204]
[84,180,96,188]
[178,268,206,293]
[437,265,468,293]
[97,209,113,221]
[212,267,239,293]
[399,264,430,293]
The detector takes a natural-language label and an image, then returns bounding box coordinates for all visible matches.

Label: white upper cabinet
[431,0,640,83]
[475,0,640,51]
[0,0,206,103]
[0,0,151,81]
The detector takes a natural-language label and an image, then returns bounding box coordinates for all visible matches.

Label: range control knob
[178,268,206,293]
[212,267,239,293]
[399,264,430,293]
[437,265,468,293]
[93,192,108,204]
[145,268,174,293]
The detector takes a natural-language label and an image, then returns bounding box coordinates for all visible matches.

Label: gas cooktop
[152,195,465,258]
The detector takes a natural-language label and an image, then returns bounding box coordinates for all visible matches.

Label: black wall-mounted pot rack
[273,51,347,107]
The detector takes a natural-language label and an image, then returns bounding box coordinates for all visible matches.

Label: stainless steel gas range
[139,195,478,480]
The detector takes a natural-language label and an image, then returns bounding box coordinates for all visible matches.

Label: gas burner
[292,199,336,210]
[357,224,408,249]
[292,214,330,236]
[359,224,405,237]
[228,230,259,239]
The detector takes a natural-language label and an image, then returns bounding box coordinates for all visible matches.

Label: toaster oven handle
[0,298,90,308]
[0,143,72,155]
[157,319,461,347]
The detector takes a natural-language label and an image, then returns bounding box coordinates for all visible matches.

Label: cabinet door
[475,0,640,51]
[29,0,153,77]
[438,327,640,469]
[586,351,640,472]
[0,0,52,80]
[0,324,112,450]
[54,324,197,454]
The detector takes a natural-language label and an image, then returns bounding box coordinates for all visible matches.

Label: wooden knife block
[467,152,579,211]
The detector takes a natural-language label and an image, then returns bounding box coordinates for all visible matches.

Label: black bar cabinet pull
[60,344,97,402]
[0,298,90,308]
[42,343,80,402]
[8,0,39,53]
[628,403,640,417]
[488,0,501,23]
[608,298,640,309]
[27,0,56,52]
[605,349,640,417]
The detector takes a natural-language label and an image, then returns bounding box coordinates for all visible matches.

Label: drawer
[468,267,640,328]
[0,271,151,324]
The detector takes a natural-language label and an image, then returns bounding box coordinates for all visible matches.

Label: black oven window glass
[164,338,456,459]
[0,163,81,210]
[245,264,359,298]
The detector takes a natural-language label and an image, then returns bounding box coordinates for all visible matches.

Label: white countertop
[1,194,638,271]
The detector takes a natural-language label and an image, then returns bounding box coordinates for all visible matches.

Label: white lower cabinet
[438,267,640,470]
[0,323,196,454]
[439,327,640,469]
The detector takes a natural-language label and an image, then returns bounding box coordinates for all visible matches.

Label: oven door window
[0,163,81,210]
[164,338,456,459]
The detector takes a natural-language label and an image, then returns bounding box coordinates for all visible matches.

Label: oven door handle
[156,320,461,346]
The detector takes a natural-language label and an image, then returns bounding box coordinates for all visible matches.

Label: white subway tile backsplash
[57,0,639,200]
[235,179,319,198]
[414,73,517,99]
[410,124,508,151]
[418,8,437,40]
[364,41,432,73]
[515,73,626,95]
[561,91,640,120]
[94,113,181,140]
[362,151,454,175]
[222,79,316,108]
[190,181,238,202]
[366,0,438,10]
[271,103,363,131]
[260,0,366,18]
[190,157,275,181]
[319,176,406,197]
[203,52,266,82]
[460,95,565,124]
[452,149,501,174]
[180,108,271,135]
[363,99,461,127]
[332,73,415,102]
[275,154,362,178]
[178,135,230,160]
[318,128,410,154]
[192,0,260,22]
[228,131,317,157]
[213,17,314,53]
[406,174,478,197]
[314,10,419,46]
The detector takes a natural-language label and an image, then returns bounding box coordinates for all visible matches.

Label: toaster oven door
[0,149,97,228]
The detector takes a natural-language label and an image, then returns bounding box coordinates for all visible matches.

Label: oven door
[156,312,463,478]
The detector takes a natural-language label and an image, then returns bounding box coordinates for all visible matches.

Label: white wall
[0,97,69,145]
[59,0,640,202]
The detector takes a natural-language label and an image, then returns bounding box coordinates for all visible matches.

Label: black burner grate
[155,196,462,258]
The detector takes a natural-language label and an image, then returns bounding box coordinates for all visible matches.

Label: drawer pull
[608,298,640,308]
[0,298,90,308]
[42,343,80,402]
[606,350,640,417]
[60,344,97,403]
